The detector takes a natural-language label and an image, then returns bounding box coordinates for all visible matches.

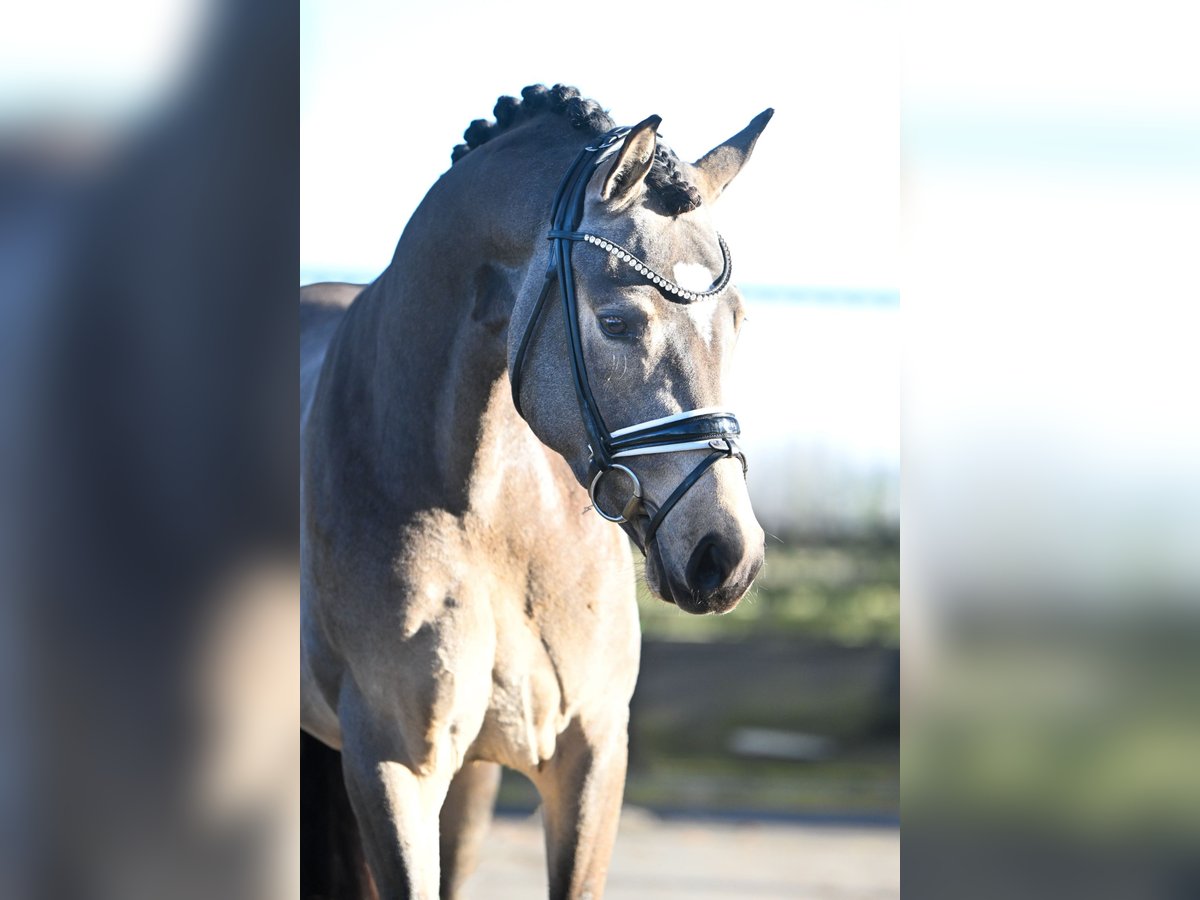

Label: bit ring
[589,465,642,523]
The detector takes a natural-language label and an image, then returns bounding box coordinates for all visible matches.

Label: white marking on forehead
[673,262,715,292]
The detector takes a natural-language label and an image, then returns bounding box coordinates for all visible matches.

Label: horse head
[510,109,773,615]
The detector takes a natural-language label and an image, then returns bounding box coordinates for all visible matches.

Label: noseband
[510,127,747,551]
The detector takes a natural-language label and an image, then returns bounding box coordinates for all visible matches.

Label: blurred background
[302,4,900,896]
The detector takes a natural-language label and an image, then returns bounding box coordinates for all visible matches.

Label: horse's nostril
[686,533,742,597]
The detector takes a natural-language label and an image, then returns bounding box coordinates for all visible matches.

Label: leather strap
[609,413,741,457]
[509,268,555,418]
[642,439,746,548]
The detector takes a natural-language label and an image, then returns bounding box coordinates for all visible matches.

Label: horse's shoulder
[301,281,364,339]
[301,280,365,312]
[301,282,368,417]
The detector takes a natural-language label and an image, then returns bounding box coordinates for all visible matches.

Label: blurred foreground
[1,2,298,898]
[903,2,1200,897]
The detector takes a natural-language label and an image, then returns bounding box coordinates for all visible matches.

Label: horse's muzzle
[647,531,764,615]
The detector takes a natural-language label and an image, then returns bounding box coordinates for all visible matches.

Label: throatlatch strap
[509,268,556,418]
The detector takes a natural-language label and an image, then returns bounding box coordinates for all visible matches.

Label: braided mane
[451,84,702,215]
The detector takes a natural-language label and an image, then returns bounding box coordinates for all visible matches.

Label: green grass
[626,756,898,815]
[498,756,898,817]
[636,536,900,646]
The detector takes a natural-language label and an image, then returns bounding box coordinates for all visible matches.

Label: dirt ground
[463,808,900,900]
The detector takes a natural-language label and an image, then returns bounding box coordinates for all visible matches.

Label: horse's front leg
[439,760,502,899]
[534,713,629,900]
[338,686,457,900]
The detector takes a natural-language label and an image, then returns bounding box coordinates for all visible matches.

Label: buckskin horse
[301,84,772,899]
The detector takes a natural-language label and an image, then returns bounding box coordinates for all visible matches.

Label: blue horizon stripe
[299,270,899,307]
[741,284,899,305]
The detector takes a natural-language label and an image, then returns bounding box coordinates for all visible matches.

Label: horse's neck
[319,128,577,515]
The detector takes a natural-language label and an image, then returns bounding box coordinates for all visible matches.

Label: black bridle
[510,127,747,551]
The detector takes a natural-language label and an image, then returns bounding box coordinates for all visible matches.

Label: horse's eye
[599,315,627,336]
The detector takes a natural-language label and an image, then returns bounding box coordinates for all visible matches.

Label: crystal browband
[547,229,733,302]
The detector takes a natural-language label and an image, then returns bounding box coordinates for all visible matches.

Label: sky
[299,0,900,289]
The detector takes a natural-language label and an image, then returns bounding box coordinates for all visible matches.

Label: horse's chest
[465,552,640,773]
[471,640,567,772]
[332,510,640,774]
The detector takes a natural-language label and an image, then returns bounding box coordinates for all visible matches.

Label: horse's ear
[600,115,661,205]
[692,108,774,203]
